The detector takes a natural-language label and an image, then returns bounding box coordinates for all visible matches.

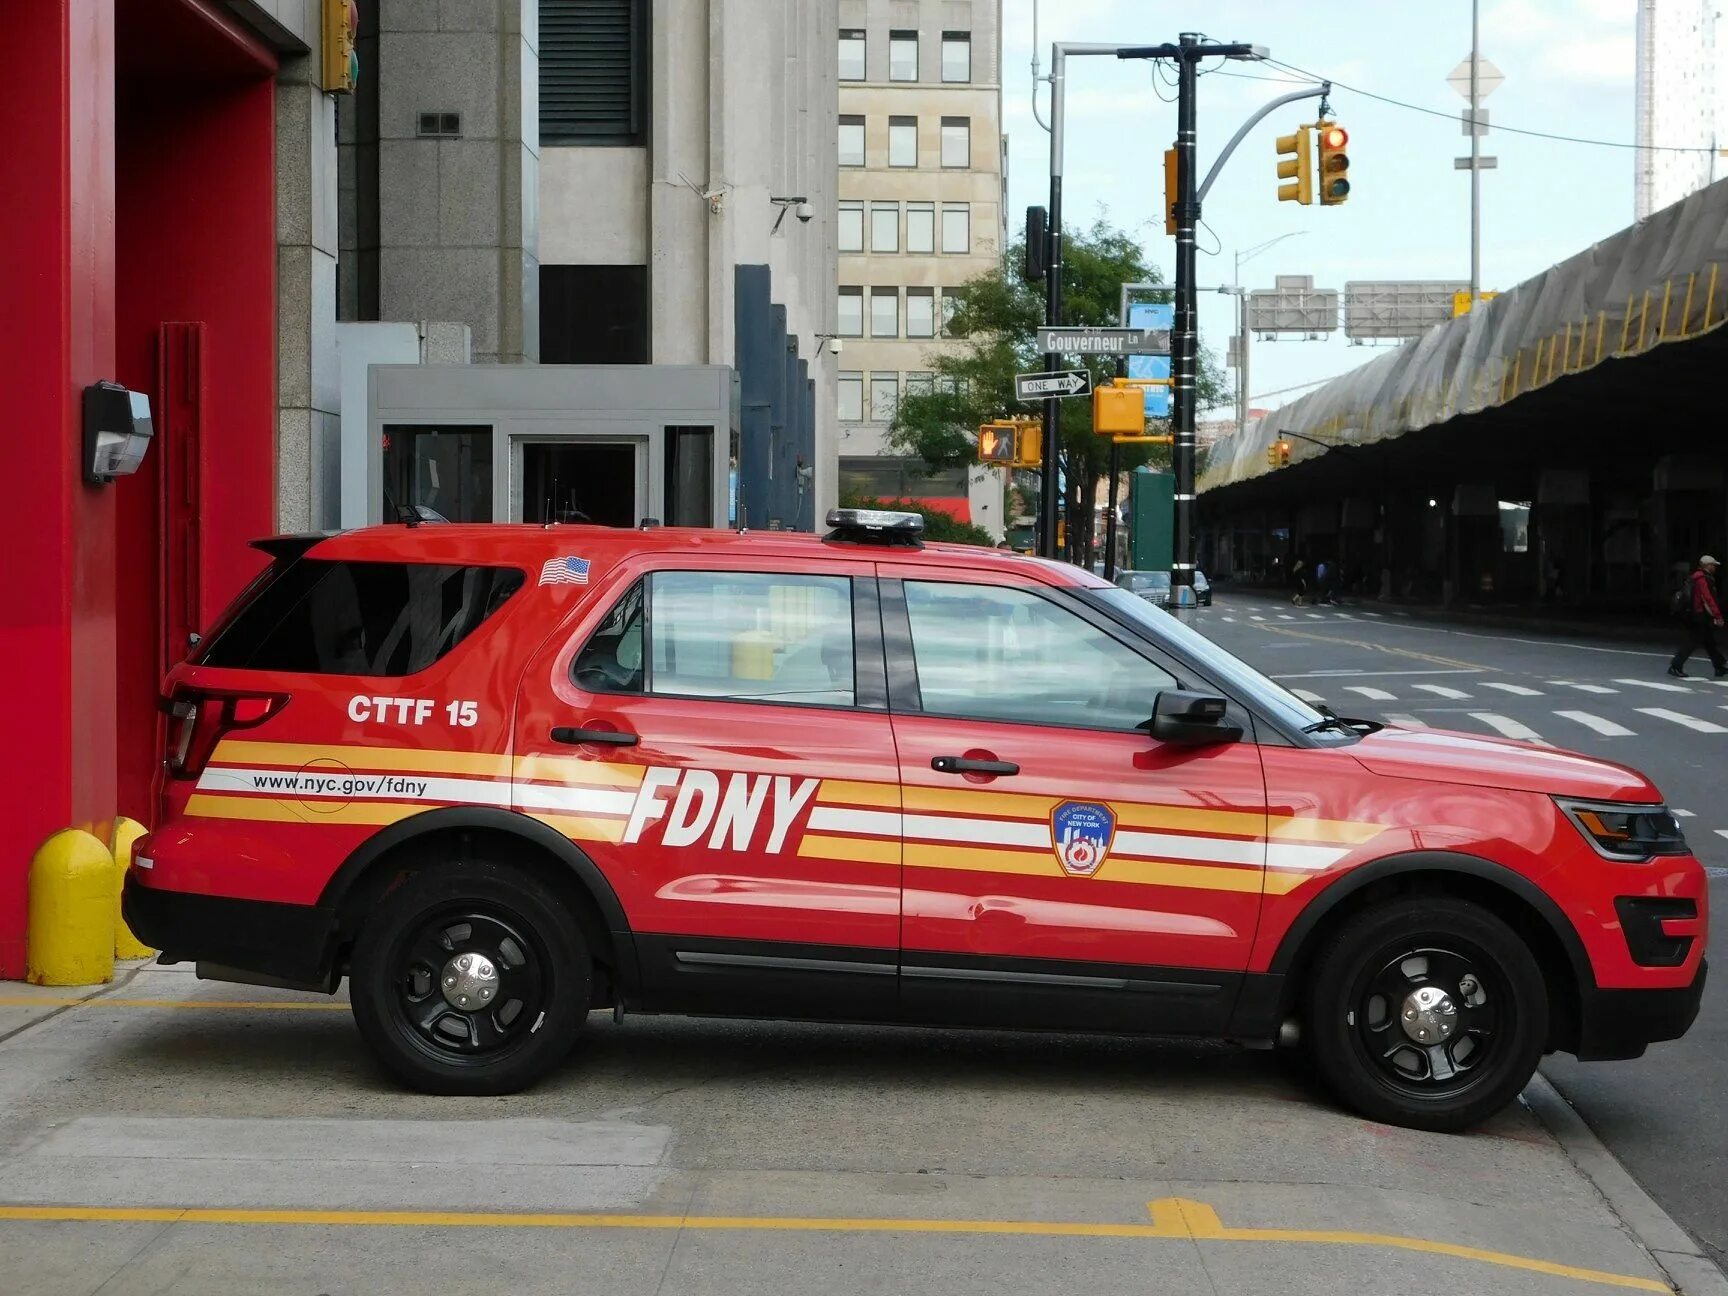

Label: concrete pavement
[0,959,1704,1295]
[1202,589,1728,1276]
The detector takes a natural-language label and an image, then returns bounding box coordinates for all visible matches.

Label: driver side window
[902,580,1176,730]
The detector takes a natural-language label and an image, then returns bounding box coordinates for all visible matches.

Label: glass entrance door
[513,439,644,526]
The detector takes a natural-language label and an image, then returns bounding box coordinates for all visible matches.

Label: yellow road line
[0,998,346,1011]
[0,1197,1665,1291]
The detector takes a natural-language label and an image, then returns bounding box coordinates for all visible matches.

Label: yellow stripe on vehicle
[183,794,422,827]
[817,779,903,809]
[512,756,647,789]
[903,843,1266,895]
[211,741,512,778]
[797,834,901,866]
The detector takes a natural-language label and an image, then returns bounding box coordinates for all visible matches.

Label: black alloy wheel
[350,860,591,1095]
[1305,896,1548,1132]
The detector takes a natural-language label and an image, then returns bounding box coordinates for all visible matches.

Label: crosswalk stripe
[1359,611,1382,617]
[1250,615,1266,621]
[1291,688,1327,703]
[1220,616,1236,622]
[1305,613,1324,620]
[1483,682,1542,696]
[1470,713,1550,744]
[1614,677,1693,693]
[1345,686,1397,701]
[1383,713,1428,728]
[1635,707,1728,733]
[1412,684,1470,699]
[1550,681,1618,695]
[1673,808,1695,817]
[1717,830,1728,843]
[1277,614,1295,620]
[1554,710,1634,737]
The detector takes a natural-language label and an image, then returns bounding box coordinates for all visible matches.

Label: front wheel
[350,859,591,1095]
[1304,897,1548,1132]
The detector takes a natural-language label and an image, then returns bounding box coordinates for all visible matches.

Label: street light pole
[1470,0,1481,298]
[1230,230,1305,438]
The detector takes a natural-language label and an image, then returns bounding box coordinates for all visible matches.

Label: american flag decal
[538,556,592,586]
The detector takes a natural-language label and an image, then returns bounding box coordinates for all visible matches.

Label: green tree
[888,218,1228,562]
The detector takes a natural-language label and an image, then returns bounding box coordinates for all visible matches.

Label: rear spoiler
[249,532,339,561]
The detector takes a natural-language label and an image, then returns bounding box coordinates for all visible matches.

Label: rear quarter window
[196,559,524,676]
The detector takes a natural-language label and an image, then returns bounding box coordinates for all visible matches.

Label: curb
[1525,1071,1728,1296]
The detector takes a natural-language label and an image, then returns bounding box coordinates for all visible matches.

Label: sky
[1001,0,1657,412]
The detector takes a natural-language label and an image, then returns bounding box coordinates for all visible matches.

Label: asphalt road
[1198,589,1728,1270]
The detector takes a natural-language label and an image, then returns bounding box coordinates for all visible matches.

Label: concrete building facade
[1635,0,1728,219]
[833,0,1007,534]
[340,0,840,531]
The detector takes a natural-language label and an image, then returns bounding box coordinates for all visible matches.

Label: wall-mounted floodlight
[83,381,154,485]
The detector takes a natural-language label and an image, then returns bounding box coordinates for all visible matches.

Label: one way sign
[1014,369,1092,400]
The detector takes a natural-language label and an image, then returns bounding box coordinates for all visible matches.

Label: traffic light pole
[1039,55,1064,560]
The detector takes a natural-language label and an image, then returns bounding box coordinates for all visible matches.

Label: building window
[870,373,900,422]
[838,28,865,81]
[941,32,971,82]
[907,202,935,253]
[870,201,900,253]
[540,0,648,145]
[941,204,970,254]
[941,289,965,336]
[906,288,935,338]
[838,372,864,422]
[870,287,899,337]
[838,201,864,253]
[888,116,917,167]
[889,30,918,81]
[838,287,864,337]
[839,115,865,167]
[542,265,649,362]
[940,117,971,168]
[906,372,935,398]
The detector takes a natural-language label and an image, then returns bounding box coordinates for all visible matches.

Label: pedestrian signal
[1014,421,1042,468]
[976,423,1016,464]
[1275,125,1313,206]
[1317,123,1350,205]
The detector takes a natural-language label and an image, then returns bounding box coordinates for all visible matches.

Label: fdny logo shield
[1050,800,1117,877]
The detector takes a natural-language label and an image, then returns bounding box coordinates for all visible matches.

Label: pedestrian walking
[1290,557,1308,606]
[1668,554,1727,678]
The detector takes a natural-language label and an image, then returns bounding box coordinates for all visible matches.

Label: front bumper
[123,871,341,992]
[1573,958,1708,1060]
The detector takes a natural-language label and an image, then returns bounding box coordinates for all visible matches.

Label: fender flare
[1268,849,1594,994]
[318,806,632,936]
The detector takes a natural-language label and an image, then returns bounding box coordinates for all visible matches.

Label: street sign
[1447,56,1504,100]
[1014,369,1092,400]
[1126,304,1175,418]
[1037,327,1170,355]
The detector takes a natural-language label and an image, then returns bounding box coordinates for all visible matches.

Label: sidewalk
[1,964,1722,1295]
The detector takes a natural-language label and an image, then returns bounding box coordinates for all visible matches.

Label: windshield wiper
[1301,714,1357,734]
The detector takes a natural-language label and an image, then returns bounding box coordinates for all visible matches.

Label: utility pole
[1118,35,1258,612]
[1470,0,1480,298]
[1040,51,1066,560]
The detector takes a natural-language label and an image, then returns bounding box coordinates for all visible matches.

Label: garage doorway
[517,440,642,526]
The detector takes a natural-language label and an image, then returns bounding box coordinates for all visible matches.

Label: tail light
[163,689,289,780]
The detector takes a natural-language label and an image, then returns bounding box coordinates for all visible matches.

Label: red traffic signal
[1317,123,1350,206]
[1319,125,1348,151]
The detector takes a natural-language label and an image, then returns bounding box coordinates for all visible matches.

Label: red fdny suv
[125,510,1707,1131]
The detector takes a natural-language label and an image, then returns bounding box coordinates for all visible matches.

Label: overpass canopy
[1200,179,1728,493]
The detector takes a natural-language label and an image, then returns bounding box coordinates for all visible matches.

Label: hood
[1350,725,1659,801]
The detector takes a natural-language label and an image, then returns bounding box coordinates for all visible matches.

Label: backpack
[1671,573,1694,618]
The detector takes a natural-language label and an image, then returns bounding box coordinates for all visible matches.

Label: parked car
[1116,569,1172,608]
[1194,570,1213,606]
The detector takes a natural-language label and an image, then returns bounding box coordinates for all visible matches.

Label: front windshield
[1123,572,1169,591]
[1084,587,1357,743]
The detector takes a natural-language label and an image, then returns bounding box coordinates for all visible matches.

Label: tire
[350,858,592,1095]
[1303,897,1547,1133]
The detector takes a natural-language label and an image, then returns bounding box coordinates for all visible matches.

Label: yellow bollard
[27,829,117,987]
[109,817,155,960]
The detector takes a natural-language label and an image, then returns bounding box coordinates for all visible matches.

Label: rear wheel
[350,859,591,1095]
[1304,897,1547,1132]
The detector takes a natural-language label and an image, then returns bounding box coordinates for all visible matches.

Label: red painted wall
[0,0,118,977]
[114,74,277,823]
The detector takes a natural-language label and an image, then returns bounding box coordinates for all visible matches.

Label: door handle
[550,726,639,747]
[931,755,1019,776]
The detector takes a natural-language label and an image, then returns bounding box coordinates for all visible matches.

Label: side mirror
[1147,689,1243,746]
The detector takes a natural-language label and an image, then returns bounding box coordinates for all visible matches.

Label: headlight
[1555,798,1689,861]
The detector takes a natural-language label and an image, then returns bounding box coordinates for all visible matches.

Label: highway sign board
[1344,280,1468,339]
[1014,369,1093,400]
[1038,326,1170,355]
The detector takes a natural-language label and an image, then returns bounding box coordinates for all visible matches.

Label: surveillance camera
[796,201,814,223]
[828,336,843,354]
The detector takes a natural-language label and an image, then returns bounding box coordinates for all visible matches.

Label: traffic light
[1275,125,1313,205]
[1163,147,1178,235]
[977,423,1016,464]
[1317,122,1350,205]
[1278,438,1292,466]
[1013,421,1042,468]
[1266,445,1278,469]
[1023,207,1048,283]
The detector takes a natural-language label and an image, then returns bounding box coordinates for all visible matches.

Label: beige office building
[834,0,1007,535]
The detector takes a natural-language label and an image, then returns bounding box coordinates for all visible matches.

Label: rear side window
[197,560,524,676]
